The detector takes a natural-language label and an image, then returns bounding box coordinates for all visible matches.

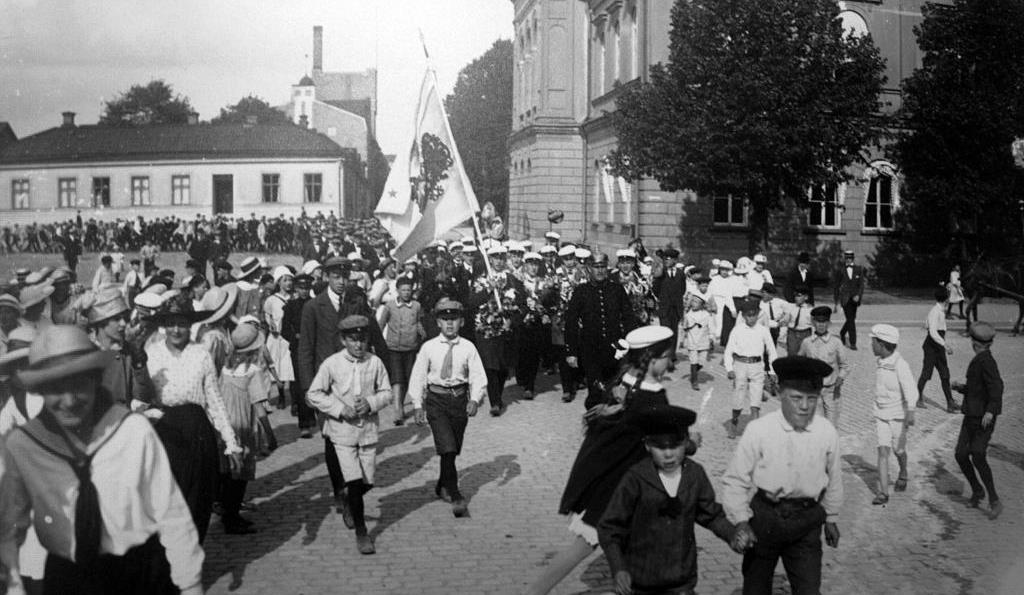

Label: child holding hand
[599,404,753,594]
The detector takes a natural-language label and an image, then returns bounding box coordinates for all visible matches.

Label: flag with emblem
[375,66,480,262]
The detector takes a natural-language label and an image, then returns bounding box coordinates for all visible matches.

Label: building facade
[508,0,940,268]
[0,113,347,225]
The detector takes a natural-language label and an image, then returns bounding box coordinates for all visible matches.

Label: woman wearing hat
[146,297,243,544]
[0,326,205,595]
[85,287,156,408]
[264,267,296,410]
[216,324,265,535]
[529,325,689,595]
[194,285,240,374]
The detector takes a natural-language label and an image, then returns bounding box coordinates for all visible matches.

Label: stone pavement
[202,311,1024,595]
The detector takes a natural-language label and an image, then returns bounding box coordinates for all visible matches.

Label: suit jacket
[565,279,634,359]
[961,349,1003,417]
[652,271,686,319]
[833,264,866,305]
[296,288,386,390]
[784,265,816,304]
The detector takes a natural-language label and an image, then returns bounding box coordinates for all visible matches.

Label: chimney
[313,26,323,74]
[61,111,76,127]
[187,111,199,125]
[299,114,309,129]
[244,114,257,127]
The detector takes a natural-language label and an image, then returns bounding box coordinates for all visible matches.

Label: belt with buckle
[734,355,762,364]
[428,384,468,397]
[756,489,819,509]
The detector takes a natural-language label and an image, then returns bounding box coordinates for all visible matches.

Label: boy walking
[683,295,712,391]
[598,404,747,595]
[918,286,958,412]
[798,306,850,427]
[408,298,488,517]
[306,315,392,554]
[379,276,425,425]
[724,299,778,438]
[869,324,918,505]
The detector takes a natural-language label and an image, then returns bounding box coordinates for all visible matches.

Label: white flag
[375,68,479,261]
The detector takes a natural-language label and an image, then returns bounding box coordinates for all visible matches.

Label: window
[262,174,280,203]
[171,175,190,205]
[304,173,322,203]
[613,19,621,83]
[58,178,77,208]
[131,176,151,206]
[713,195,747,226]
[865,172,896,230]
[630,6,639,80]
[11,179,29,210]
[92,177,110,207]
[598,30,606,93]
[808,182,842,228]
[838,10,870,39]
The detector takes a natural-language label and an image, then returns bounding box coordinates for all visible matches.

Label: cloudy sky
[0,0,513,155]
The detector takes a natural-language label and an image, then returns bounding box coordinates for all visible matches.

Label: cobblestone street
[202,305,1024,594]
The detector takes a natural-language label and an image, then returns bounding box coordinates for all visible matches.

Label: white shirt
[722,410,843,523]
[0,410,204,590]
[723,322,777,372]
[925,302,947,346]
[407,335,488,408]
[874,351,919,419]
[0,394,44,436]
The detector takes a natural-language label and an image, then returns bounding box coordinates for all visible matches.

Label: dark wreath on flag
[410,132,454,214]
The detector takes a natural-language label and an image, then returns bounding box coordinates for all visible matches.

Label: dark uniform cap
[662,248,680,259]
[434,298,463,318]
[213,260,233,271]
[322,256,350,273]
[627,404,697,442]
[794,284,810,296]
[695,274,711,284]
[798,252,811,264]
[969,322,996,343]
[338,314,369,332]
[738,298,761,314]
[772,356,833,391]
[810,306,832,320]
[762,282,777,294]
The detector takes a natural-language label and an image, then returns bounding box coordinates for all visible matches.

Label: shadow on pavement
[841,454,878,493]
[988,443,1024,473]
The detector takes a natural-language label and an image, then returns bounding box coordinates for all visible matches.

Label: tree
[99,80,194,126]
[608,0,887,251]
[890,0,1024,267]
[444,39,513,219]
[211,94,292,125]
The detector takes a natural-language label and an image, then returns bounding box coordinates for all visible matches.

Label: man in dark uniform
[565,252,635,409]
[951,322,1004,519]
[833,249,866,350]
[652,248,686,369]
[785,251,816,305]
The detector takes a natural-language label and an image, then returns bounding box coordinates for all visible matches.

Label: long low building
[0,112,353,225]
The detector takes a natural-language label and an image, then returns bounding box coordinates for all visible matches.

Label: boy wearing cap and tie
[722,356,843,595]
[951,322,1004,519]
[408,298,488,518]
[798,306,850,427]
[869,324,918,505]
[724,299,778,438]
[598,404,744,595]
[306,314,392,554]
[786,286,814,356]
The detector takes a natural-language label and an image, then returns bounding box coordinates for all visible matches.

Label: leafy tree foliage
[444,39,513,219]
[99,80,194,126]
[609,0,887,249]
[890,0,1024,264]
[211,94,292,125]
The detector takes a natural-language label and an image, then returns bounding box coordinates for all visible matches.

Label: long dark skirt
[44,534,177,595]
[154,403,220,544]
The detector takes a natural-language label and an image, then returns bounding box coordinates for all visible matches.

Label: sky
[0,0,514,155]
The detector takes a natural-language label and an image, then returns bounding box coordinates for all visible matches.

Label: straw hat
[0,294,22,314]
[236,257,261,279]
[19,284,54,309]
[230,323,264,353]
[151,296,207,326]
[272,266,294,284]
[0,326,37,371]
[198,283,239,325]
[86,288,130,326]
[18,325,115,389]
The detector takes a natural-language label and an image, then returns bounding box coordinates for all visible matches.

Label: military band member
[612,249,654,325]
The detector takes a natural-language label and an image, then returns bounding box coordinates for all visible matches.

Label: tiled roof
[0,123,345,165]
[0,123,17,152]
[324,99,373,125]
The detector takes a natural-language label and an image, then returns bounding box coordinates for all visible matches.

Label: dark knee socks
[259,416,278,451]
[221,476,248,519]
[346,479,370,534]
[324,437,346,497]
[440,453,460,499]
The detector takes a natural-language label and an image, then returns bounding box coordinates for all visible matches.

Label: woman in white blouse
[146,298,242,544]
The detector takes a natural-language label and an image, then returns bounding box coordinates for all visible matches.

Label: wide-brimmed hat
[198,283,239,325]
[272,265,294,284]
[0,326,38,371]
[236,257,261,279]
[230,323,264,353]
[86,288,130,326]
[151,297,207,326]
[49,267,72,285]
[19,284,54,309]
[301,260,322,276]
[18,325,115,389]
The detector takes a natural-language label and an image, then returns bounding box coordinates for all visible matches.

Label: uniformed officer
[722,356,843,595]
[564,252,635,409]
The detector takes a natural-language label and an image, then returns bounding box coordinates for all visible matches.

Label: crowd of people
[0,223,1008,595]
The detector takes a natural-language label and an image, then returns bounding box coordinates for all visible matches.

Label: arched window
[837,10,869,39]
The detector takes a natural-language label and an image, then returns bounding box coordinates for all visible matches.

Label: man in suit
[297,256,386,528]
[833,250,866,350]
[652,248,686,369]
[785,251,816,305]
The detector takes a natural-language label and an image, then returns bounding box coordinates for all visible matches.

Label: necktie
[440,342,454,380]
[70,453,102,566]
[795,306,802,328]
[669,269,675,278]
[769,302,775,321]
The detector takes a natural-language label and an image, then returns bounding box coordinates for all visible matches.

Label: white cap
[448,241,464,251]
[540,245,557,255]
[545,231,561,240]
[753,253,767,264]
[521,240,533,250]
[711,258,721,268]
[616,249,637,259]
[574,248,591,261]
[272,265,294,283]
[463,244,478,253]
[870,324,900,344]
[735,259,751,274]
[347,251,363,261]
[405,256,419,265]
[301,260,322,275]
[625,325,674,349]
[524,252,542,261]
[558,245,577,257]
[718,260,734,270]
[506,240,524,253]
[487,244,508,256]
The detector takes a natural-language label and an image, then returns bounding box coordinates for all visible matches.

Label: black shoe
[561,393,575,403]
[968,491,985,508]
[335,493,355,529]
[489,405,503,417]
[849,344,858,351]
[300,429,313,438]
[223,517,257,534]
[946,402,960,414]
[522,390,534,400]
[452,498,469,518]
[989,500,1004,520]
[393,417,405,426]
[356,533,376,555]
[435,483,453,503]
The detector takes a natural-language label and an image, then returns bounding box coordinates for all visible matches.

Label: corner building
[508,0,945,268]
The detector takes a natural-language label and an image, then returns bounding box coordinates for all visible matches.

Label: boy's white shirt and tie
[407,335,488,409]
[724,322,778,411]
